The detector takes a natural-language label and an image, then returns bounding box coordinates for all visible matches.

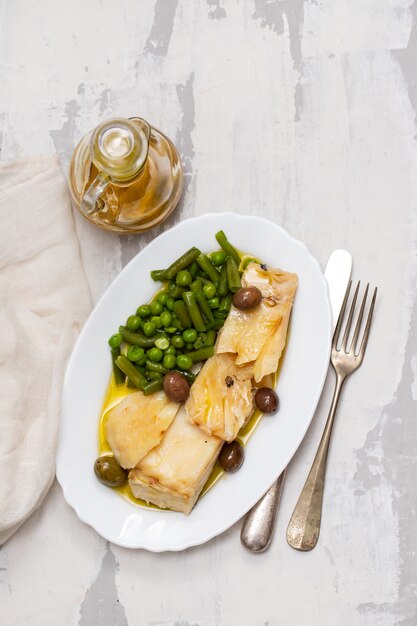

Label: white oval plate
[57,213,331,551]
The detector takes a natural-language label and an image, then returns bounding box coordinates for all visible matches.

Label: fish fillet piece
[216,262,298,382]
[185,352,254,442]
[129,407,222,514]
[105,390,180,469]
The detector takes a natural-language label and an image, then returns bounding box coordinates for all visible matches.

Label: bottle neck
[92,118,149,183]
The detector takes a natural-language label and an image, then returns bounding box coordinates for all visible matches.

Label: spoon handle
[240,471,286,552]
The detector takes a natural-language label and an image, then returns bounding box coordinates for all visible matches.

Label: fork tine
[333,280,351,347]
[341,281,360,352]
[358,287,377,357]
[352,283,369,354]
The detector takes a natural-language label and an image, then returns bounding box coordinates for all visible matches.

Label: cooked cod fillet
[185,353,254,441]
[216,263,298,382]
[105,391,180,469]
[129,406,222,514]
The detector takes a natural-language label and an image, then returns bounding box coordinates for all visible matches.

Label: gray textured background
[1,1,416,624]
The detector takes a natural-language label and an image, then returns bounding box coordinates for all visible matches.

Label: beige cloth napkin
[0,157,91,545]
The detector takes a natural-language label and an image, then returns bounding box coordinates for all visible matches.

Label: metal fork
[286,281,377,551]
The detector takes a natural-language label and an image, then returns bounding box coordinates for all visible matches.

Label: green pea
[108,333,122,348]
[203,283,217,299]
[208,297,219,309]
[156,293,168,305]
[163,354,176,369]
[182,328,197,343]
[193,338,204,350]
[176,270,192,287]
[137,353,147,366]
[176,354,193,371]
[151,315,163,329]
[172,335,185,349]
[166,297,175,311]
[137,304,151,318]
[155,337,170,350]
[186,342,194,351]
[210,250,227,266]
[126,314,142,331]
[165,346,177,355]
[147,347,163,362]
[150,301,163,316]
[171,318,183,330]
[143,322,156,337]
[165,326,177,334]
[127,345,145,362]
[160,311,172,327]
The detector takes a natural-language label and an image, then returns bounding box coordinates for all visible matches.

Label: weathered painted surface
[1,0,416,624]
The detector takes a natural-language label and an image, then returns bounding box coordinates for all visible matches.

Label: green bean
[146,370,163,381]
[172,369,196,383]
[182,291,207,332]
[215,230,241,265]
[217,265,229,297]
[219,293,233,314]
[226,256,242,293]
[150,269,167,282]
[146,360,168,375]
[172,300,192,328]
[194,290,214,323]
[142,379,164,395]
[168,283,186,298]
[206,329,216,346]
[111,348,125,385]
[190,279,203,293]
[185,346,214,363]
[119,326,156,348]
[164,247,201,280]
[196,253,219,284]
[189,261,199,279]
[115,355,147,389]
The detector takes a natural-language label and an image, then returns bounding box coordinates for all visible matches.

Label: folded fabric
[0,157,91,545]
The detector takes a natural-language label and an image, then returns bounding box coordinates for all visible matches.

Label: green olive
[94,456,127,487]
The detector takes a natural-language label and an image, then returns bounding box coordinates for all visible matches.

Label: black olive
[219,441,245,473]
[94,456,127,487]
[163,371,190,402]
[232,286,262,310]
[255,387,279,414]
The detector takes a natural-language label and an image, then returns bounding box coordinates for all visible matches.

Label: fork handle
[241,471,286,552]
[286,374,345,551]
